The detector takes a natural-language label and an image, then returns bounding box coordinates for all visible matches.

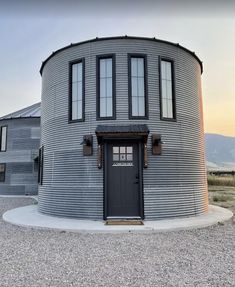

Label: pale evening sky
[0,0,234,136]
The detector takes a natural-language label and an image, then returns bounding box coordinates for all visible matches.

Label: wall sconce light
[152,134,164,155]
[80,135,93,156]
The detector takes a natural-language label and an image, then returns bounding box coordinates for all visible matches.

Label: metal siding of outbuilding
[39,38,208,219]
[0,117,40,195]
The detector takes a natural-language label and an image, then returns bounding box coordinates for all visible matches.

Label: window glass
[137,58,144,77]
[112,146,133,166]
[71,61,83,121]
[77,101,82,119]
[131,78,138,97]
[127,154,133,161]
[127,147,133,153]
[0,126,7,152]
[161,60,175,119]
[100,98,106,117]
[131,97,138,116]
[166,81,172,100]
[72,83,78,102]
[120,147,125,153]
[113,146,119,153]
[107,78,112,97]
[131,58,138,77]
[120,154,126,161]
[106,59,112,77]
[113,154,119,161]
[138,78,144,98]
[130,57,146,117]
[138,97,145,116]
[167,100,173,118]
[162,98,168,118]
[99,57,113,118]
[106,98,113,117]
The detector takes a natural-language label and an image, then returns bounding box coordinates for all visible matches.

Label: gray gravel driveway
[0,197,234,287]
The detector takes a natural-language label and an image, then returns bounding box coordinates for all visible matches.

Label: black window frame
[0,126,7,152]
[68,58,85,123]
[38,146,44,185]
[128,53,148,120]
[96,54,116,120]
[159,56,176,121]
[0,163,6,182]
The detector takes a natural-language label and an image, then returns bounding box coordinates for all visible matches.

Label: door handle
[134,181,139,184]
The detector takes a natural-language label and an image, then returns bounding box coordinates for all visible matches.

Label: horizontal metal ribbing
[39,38,207,219]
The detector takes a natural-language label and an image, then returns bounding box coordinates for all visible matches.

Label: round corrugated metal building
[39,36,208,220]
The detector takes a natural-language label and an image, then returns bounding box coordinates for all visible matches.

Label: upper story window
[97,55,116,119]
[159,58,176,120]
[0,126,7,152]
[69,58,85,122]
[0,163,6,182]
[128,54,148,119]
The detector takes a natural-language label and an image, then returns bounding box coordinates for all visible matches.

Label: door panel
[106,141,141,218]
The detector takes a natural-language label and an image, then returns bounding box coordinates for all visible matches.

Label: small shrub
[213,194,232,202]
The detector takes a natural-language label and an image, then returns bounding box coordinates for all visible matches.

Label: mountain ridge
[205,133,235,170]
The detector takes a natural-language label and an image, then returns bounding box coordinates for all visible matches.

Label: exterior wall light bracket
[97,144,103,169]
[152,134,163,155]
[144,143,148,168]
[80,135,93,156]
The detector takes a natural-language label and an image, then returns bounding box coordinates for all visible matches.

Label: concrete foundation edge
[2,204,233,233]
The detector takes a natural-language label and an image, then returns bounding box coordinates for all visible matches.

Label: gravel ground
[0,198,234,287]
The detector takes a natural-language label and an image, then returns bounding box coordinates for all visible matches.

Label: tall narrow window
[38,146,44,185]
[129,55,148,119]
[160,58,176,120]
[69,59,85,122]
[0,163,6,182]
[97,55,116,119]
[0,126,7,152]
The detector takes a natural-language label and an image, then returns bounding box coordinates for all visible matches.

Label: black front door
[105,140,143,219]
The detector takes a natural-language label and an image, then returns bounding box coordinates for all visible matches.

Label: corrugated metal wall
[0,118,40,195]
[39,38,208,219]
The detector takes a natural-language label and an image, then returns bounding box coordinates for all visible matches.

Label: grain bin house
[0,103,41,195]
[39,36,208,220]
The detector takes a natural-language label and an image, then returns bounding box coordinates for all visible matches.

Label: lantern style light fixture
[80,135,93,156]
[152,134,164,155]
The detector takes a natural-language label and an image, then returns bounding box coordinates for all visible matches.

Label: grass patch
[213,194,233,202]
[208,185,235,214]
[207,174,235,187]
[208,174,235,214]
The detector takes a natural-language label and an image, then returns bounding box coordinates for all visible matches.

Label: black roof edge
[0,116,40,122]
[39,36,203,75]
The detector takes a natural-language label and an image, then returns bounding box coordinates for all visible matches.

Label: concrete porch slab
[3,205,233,233]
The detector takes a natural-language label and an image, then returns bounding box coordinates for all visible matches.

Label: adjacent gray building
[0,103,41,195]
[39,36,208,220]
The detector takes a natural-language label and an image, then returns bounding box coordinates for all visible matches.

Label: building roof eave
[39,36,203,75]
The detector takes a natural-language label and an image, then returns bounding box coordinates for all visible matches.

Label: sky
[0,0,235,137]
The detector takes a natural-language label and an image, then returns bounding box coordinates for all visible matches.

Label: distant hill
[205,133,235,170]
